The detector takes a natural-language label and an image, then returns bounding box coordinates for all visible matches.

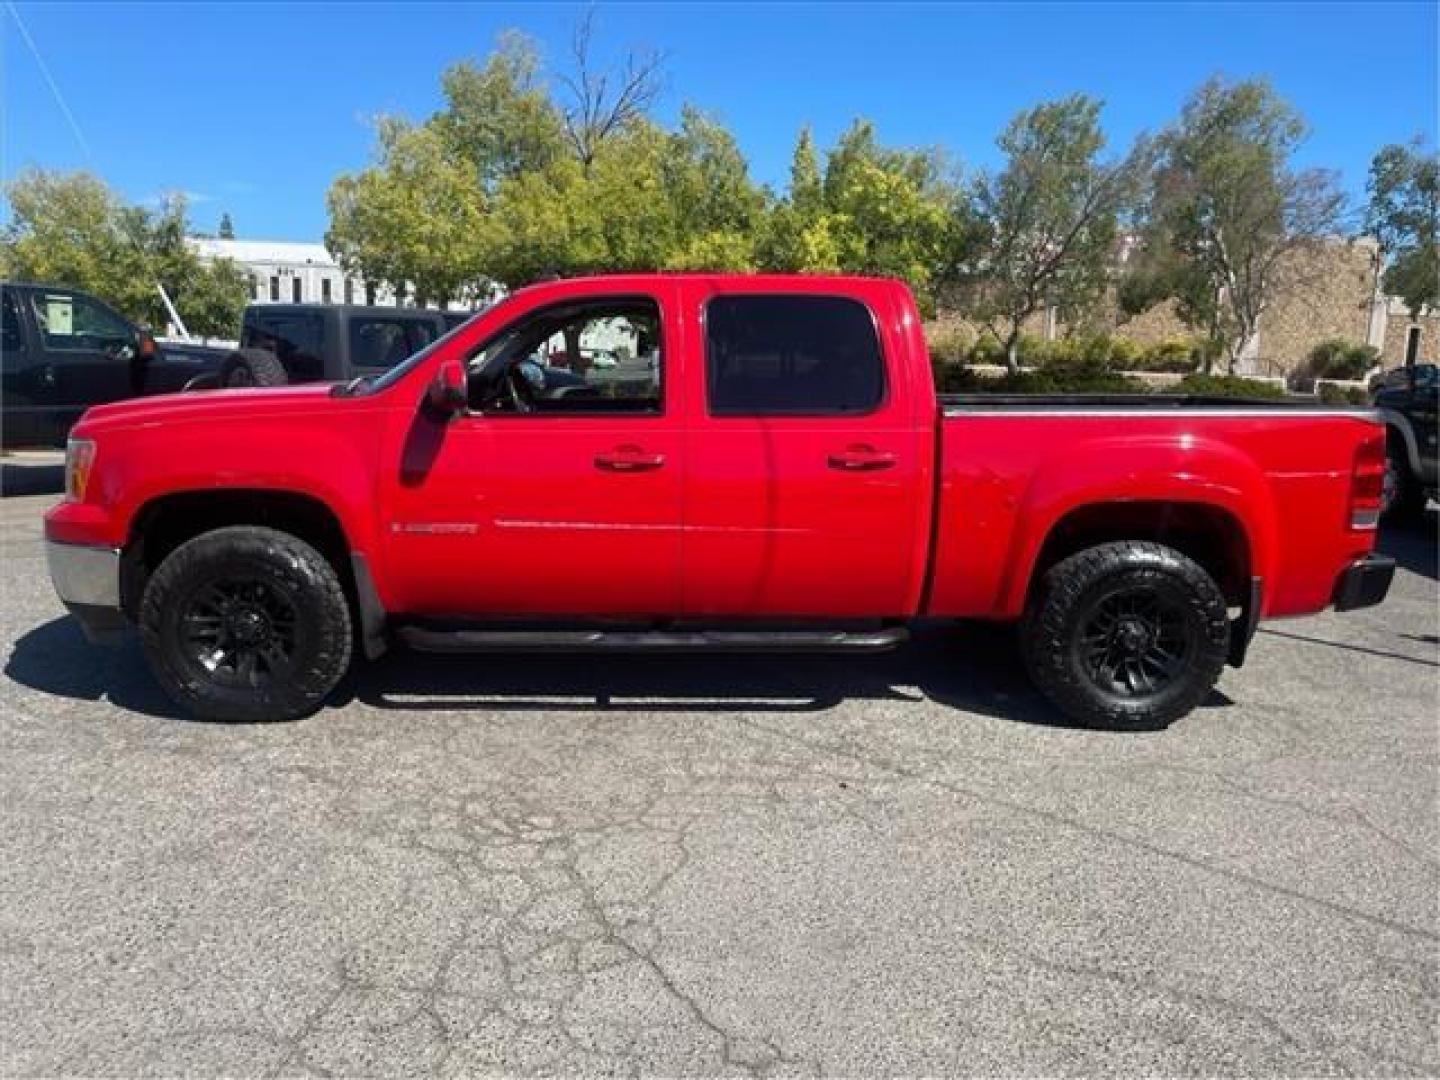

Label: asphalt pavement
[1,467,1436,1076]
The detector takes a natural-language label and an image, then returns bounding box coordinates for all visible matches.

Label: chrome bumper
[46,540,127,643]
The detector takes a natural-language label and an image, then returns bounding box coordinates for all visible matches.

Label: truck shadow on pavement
[8,616,1218,732]
[1376,511,1438,581]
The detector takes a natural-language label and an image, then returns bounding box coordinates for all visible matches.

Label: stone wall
[1378,302,1440,367]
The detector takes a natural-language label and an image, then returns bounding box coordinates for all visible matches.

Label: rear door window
[247,314,324,381]
[349,317,425,371]
[704,295,885,415]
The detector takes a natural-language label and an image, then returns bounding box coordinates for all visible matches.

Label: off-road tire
[1021,541,1230,731]
[139,526,352,722]
[220,348,288,388]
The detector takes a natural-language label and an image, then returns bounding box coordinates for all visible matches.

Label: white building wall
[188,237,487,311]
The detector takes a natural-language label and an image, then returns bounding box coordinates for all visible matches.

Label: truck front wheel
[1021,541,1230,730]
[139,526,353,722]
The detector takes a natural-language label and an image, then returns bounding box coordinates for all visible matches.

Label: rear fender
[996,434,1279,617]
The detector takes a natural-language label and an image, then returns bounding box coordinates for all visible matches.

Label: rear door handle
[827,447,897,471]
[595,446,666,472]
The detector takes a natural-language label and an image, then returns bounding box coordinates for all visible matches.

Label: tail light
[1349,430,1385,530]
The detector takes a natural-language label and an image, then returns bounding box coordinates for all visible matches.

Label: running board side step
[396,626,910,654]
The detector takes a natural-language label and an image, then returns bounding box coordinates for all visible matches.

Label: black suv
[2,282,227,448]
[1373,362,1438,523]
[219,304,476,387]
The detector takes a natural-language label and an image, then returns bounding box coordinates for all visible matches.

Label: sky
[3,1,1436,240]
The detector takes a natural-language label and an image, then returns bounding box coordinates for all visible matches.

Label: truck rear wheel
[1380,442,1426,525]
[139,526,352,722]
[1021,541,1229,730]
[221,348,288,388]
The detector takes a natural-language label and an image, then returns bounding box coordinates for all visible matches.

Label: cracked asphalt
[1,470,1437,1076]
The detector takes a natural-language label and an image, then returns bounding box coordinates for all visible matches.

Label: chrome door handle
[827,447,896,471]
[595,447,666,472]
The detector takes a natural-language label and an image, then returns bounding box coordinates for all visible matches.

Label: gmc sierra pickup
[45,275,1394,728]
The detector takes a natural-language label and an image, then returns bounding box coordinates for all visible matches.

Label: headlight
[64,438,96,502]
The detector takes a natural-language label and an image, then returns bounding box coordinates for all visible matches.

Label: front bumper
[46,540,127,644]
[1333,553,1396,613]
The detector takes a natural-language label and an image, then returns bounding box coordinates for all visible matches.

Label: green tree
[326,119,493,305]
[1132,77,1345,371]
[434,31,568,193]
[963,95,1147,372]
[757,121,956,310]
[1366,140,1438,320]
[1,169,246,337]
[217,212,236,239]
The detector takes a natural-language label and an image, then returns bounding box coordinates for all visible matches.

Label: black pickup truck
[217,303,476,387]
[1374,362,1439,523]
[2,283,227,448]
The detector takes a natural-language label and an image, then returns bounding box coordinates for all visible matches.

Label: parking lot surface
[2,473,1437,1076]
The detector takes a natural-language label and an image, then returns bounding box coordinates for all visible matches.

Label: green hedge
[933,362,1297,399]
[934,332,1205,373]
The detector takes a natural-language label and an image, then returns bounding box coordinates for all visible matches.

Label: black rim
[1381,456,1399,516]
[179,579,298,687]
[1078,587,1192,699]
[226,366,253,387]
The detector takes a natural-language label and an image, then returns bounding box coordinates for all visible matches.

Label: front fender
[994,434,1278,616]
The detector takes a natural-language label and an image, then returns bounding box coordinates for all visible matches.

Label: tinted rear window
[245,314,324,381]
[705,295,885,415]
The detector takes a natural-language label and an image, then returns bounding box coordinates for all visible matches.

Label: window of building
[1405,326,1421,366]
[704,295,885,415]
[344,279,354,305]
[269,276,280,302]
[247,274,259,301]
[292,276,303,303]
[365,282,377,306]
[322,278,333,304]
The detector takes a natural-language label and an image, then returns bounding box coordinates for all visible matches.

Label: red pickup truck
[45,275,1394,729]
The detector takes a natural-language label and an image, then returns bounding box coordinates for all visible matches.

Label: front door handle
[828,446,897,471]
[595,445,666,472]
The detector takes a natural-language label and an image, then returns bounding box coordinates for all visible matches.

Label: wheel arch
[1377,408,1422,476]
[1024,500,1253,610]
[120,487,385,656]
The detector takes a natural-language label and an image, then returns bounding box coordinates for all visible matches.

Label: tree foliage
[1,169,247,337]
[1126,77,1346,371]
[1366,140,1439,319]
[961,95,1147,370]
[327,119,493,305]
[759,121,956,312]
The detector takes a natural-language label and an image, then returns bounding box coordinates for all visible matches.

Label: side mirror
[136,329,157,360]
[426,360,467,416]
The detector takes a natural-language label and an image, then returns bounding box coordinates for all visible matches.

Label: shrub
[926,325,971,364]
[1177,374,1287,399]
[966,334,1006,366]
[1305,339,1380,382]
[1317,382,1371,406]
[1134,338,1200,373]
